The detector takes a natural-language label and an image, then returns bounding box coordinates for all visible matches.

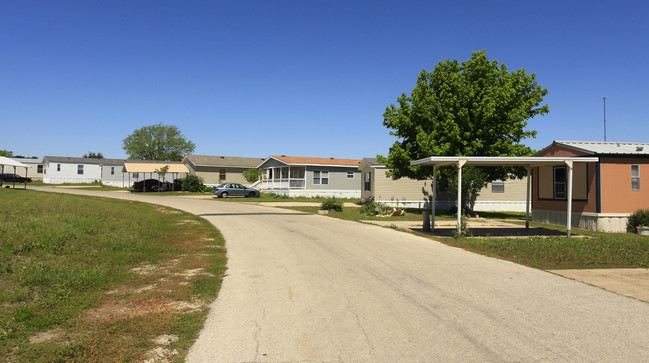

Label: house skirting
[43,177,100,184]
[375,200,526,212]
[532,209,630,233]
[267,189,360,199]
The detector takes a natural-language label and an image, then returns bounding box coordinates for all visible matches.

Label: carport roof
[123,163,189,173]
[411,156,599,167]
[0,156,29,169]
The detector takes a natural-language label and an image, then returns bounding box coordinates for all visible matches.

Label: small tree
[379,50,548,212]
[0,150,13,157]
[243,168,260,184]
[155,165,170,181]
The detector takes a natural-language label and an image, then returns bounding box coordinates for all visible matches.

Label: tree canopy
[83,152,104,159]
[378,50,549,210]
[0,150,13,157]
[122,123,195,161]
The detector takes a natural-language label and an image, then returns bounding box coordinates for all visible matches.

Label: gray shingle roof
[554,141,649,155]
[361,158,384,167]
[43,156,182,165]
[183,155,265,168]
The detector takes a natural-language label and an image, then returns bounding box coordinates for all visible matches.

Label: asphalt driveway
[31,188,649,361]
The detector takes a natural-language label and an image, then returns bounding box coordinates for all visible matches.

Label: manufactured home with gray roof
[182,155,265,186]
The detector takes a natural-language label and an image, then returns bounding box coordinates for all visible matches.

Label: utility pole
[603,96,607,142]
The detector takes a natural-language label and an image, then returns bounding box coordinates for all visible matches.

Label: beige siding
[191,165,250,185]
[477,178,527,202]
[374,169,432,202]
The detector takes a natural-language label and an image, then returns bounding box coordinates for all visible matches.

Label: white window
[632,165,640,191]
[347,171,354,179]
[313,170,329,185]
[77,165,84,175]
[133,172,139,179]
[491,180,504,193]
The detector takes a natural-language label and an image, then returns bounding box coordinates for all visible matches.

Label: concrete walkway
[28,187,649,361]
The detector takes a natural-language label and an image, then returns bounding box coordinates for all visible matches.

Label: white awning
[122,163,189,173]
[0,156,30,169]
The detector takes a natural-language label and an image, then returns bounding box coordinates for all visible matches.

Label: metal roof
[412,156,599,167]
[553,141,649,155]
[0,156,29,169]
[123,163,189,173]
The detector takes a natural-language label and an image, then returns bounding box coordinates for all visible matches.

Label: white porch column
[457,159,467,236]
[288,166,291,190]
[525,167,531,229]
[431,166,437,232]
[566,160,574,237]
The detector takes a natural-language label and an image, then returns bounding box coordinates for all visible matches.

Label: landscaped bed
[0,189,226,362]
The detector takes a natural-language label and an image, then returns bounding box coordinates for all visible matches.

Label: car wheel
[248,192,255,198]
[221,192,228,198]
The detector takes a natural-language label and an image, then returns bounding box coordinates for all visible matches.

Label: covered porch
[260,166,306,191]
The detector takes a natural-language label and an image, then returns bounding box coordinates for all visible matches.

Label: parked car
[132,179,172,192]
[0,173,32,183]
[211,183,260,198]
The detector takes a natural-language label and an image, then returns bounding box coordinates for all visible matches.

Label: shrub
[181,174,205,193]
[627,209,649,233]
[360,202,391,217]
[360,202,379,217]
[320,199,343,212]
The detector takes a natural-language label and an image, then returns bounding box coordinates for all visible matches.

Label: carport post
[566,160,573,238]
[431,165,437,232]
[457,160,467,236]
[525,167,531,229]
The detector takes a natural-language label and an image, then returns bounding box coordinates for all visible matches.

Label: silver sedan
[211,183,260,198]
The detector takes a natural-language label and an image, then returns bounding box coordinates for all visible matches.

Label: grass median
[0,189,226,362]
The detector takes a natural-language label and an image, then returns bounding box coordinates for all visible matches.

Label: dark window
[632,165,640,191]
[111,166,115,175]
[553,166,566,199]
[37,165,43,174]
[57,164,61,172]
[77,165,84,175]
[364,172,371,191]
[347,171,354,179]
[219,169,226,180]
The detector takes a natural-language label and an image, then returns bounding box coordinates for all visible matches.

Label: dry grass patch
[0,189,226,362]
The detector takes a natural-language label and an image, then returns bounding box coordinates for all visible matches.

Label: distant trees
[0,150,13,157]
[83,152,104,159]
[122,123,195,161]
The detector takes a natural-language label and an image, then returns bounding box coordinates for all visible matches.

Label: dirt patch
[29,328,65,344]
[143,346,179,363]
[551,268,649,303]
[152,334,179,345]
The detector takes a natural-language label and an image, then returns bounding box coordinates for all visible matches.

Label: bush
[360,202,379,217]
[320,199,343,212]
[181,174,205,193]
[627,209,649,233]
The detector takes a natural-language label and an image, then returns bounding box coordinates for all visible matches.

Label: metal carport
[122,162,189,191]
[0,156,30,189]
[411,156,599,237]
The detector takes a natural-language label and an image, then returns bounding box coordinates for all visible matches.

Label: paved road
[31,188,649,362]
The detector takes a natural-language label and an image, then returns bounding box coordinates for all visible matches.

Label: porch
[259,166,306,191]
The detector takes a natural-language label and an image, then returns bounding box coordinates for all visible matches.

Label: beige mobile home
[182,155,265,186]
[360,158,527,211]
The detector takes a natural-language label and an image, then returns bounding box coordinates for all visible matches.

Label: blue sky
[1,0,647,159]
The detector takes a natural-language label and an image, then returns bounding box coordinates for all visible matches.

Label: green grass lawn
[0,189,226,362]
[280,205,649,270]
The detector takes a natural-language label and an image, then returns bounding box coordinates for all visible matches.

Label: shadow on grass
[414,226,570,238]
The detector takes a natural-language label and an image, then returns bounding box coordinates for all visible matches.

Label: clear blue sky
[1,0,647,159]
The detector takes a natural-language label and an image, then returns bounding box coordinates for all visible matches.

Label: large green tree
[122,123,195,161]
[379,50,549,210]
